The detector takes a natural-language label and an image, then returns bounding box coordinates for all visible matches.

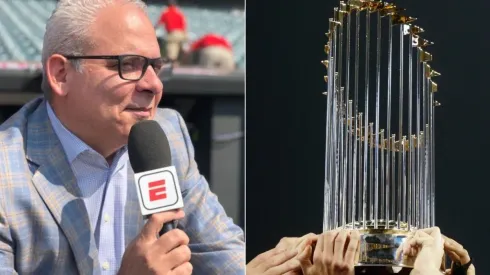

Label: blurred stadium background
[0,0,244,228]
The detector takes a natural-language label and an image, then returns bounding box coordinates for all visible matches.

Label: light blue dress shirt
[47,103,128,274]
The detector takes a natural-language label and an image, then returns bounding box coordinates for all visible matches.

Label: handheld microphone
[128,120,184,235]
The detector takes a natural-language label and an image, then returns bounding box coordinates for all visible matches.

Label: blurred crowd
[154,0,236,71]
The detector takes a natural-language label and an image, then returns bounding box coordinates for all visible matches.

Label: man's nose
[137,66,164,94]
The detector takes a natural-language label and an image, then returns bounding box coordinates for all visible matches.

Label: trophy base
[343,220,416,268]
[355,266,413,274]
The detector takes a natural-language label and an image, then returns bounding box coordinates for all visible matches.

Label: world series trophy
[322,0,442,273]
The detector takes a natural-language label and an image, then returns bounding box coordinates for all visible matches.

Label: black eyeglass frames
[63,54,173,81]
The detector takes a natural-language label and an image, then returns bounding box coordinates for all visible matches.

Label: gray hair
[41,0,148,100]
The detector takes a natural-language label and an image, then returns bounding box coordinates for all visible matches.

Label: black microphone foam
[128,120,172,173]
[128,120,177,235]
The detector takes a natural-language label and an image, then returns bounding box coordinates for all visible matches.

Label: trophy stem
[410,135,416,228]
[385,17,393,224]
[359,113,363,222]
[333,82,339,229]
[416,47,421,230]
[323,22,335,231]
[403,135,408,230]
[369,123,374,223]
[428,82,433,227]
[353,9,361,227]
[422,62,428,229]
[374,11,382,229]
[397,23,404,229]
[391,134,396,224]
[425,89,432,231]
[340,89,346,228]
[424,123,430,227]
[380,130,385,222]
[345,11,355,228]
[430,87,435,227]
[353,10,362,229]
[332,29,338,230]
[341,29,349,230]
[407,31,413,231]
[331,20,338,230]
[362,10,370,230]
[347,100,353,225]
[420,130,425,228]
[337,14,346,229]
[402,135,407,229]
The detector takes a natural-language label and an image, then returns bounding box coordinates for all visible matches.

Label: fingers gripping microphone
[128,120,184,236]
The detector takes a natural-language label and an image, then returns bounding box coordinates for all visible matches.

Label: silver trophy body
[323,0,441,269]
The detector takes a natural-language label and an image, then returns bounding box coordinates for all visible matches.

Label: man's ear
[45,54,71,97]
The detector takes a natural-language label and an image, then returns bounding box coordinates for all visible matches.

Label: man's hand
[118,209,192,275]
[443,235,475,275]
[275,233,318,254]
[276,233,318,275]
[246,246,300,275]
[298,229,360,275]
[398,227,444,275]
[247,233,318,275]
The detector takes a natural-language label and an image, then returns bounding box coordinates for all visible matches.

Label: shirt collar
[46,103,94,164]
[47,103,129,167]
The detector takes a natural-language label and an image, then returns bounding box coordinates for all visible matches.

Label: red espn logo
[148,180,167,202]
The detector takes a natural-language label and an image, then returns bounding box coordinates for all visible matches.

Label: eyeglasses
[64,54,173,81]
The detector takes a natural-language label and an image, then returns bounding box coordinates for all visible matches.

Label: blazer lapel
[26,101,100,275]
[124,166,145,248]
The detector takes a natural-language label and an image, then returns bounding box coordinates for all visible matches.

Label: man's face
[62,4,163,147]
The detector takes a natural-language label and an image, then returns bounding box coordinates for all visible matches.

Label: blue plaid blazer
[0,98,245,275]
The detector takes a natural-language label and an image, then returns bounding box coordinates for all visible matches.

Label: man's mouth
[125,107,152,117]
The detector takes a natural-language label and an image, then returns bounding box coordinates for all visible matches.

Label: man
[0,0,244,274]
[155,0,187,61]
[185,33,236,71]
